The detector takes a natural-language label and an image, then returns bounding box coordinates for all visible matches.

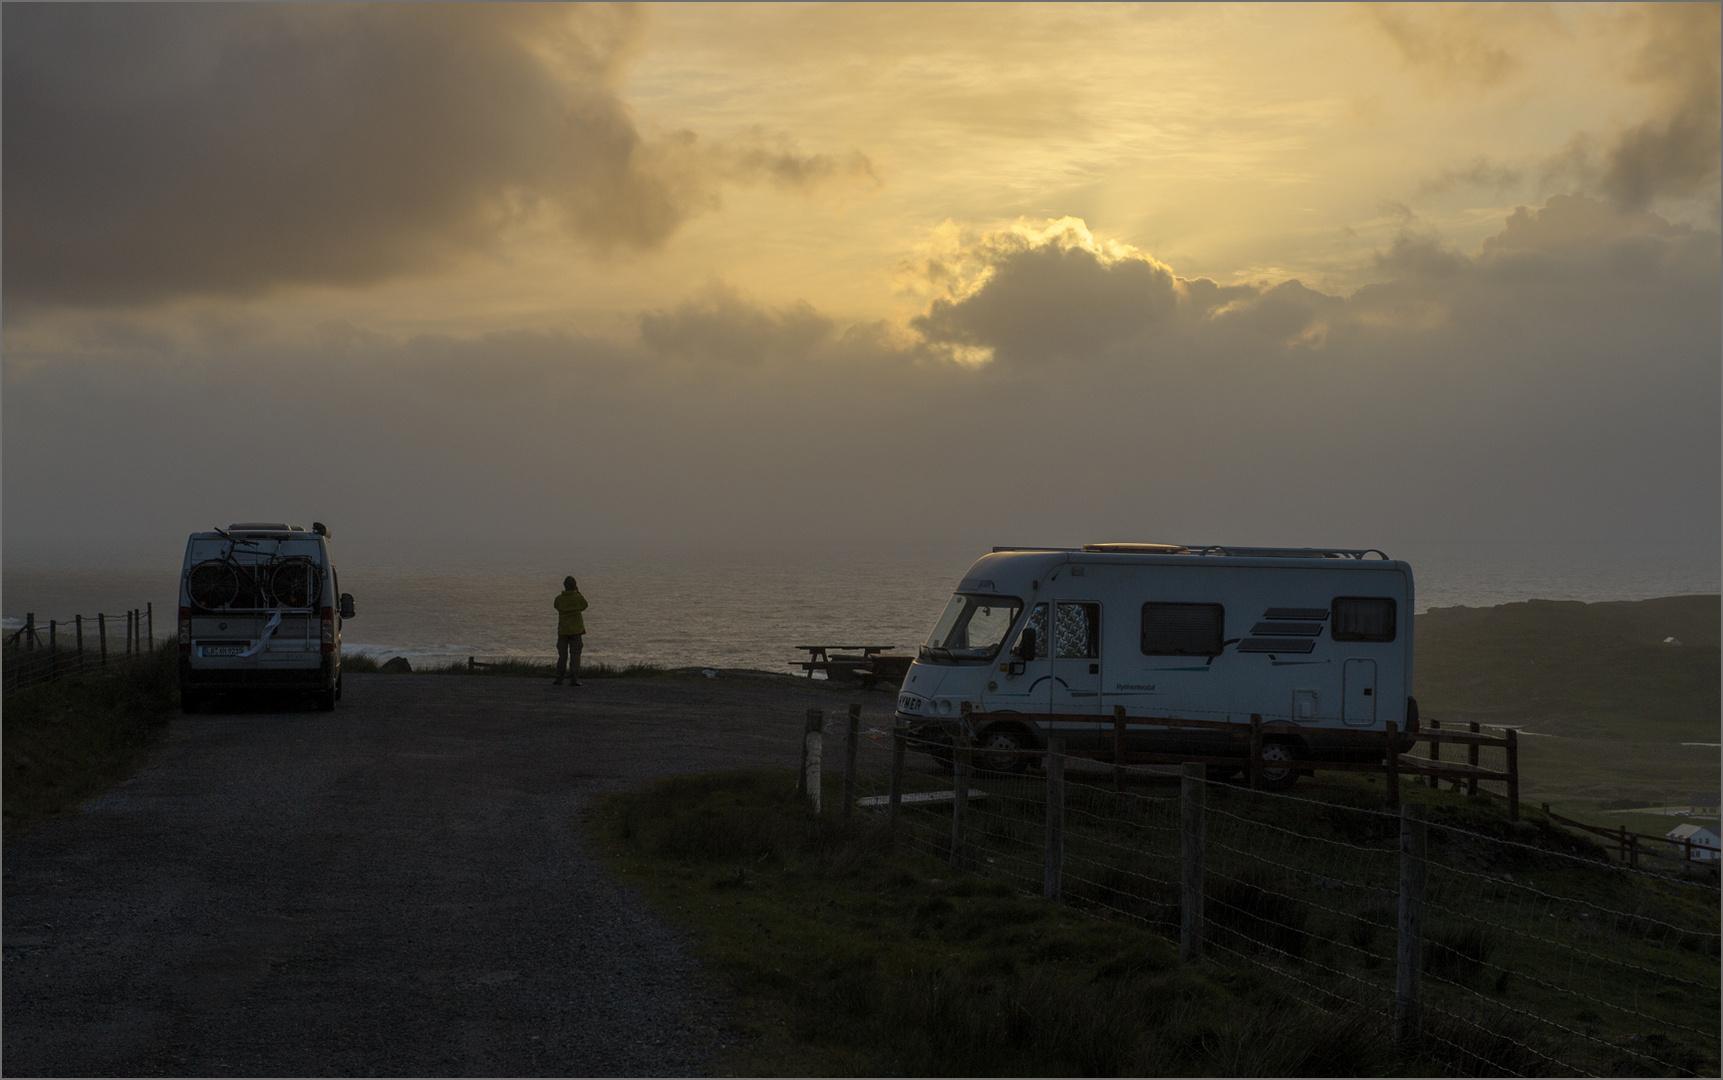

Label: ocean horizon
[5,541,1717,675]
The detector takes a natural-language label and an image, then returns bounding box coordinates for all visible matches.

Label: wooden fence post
[1113,705,1127,792]
[799,709,823,812]
[76,615,85,673]
[125,610,133,658]
[842,703,861,817]
[1385,721,1401,809]
[49,620,58,681]
[98,613,108,667]
[1395,803,1427,1045]
[1181,762,1206,963]
[1466,722,1480,796]
[1427,718,1441,788]
[888,723,907,835]
[146,603,153,651]
[949,735,972,870]
[25,613,35,651]
[1045,736,1065,900]
[1505,728,1520,822]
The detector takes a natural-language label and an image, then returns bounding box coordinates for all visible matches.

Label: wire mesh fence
[3,605,157,691]
[817,704,1721,1077]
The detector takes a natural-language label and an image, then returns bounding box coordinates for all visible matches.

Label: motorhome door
[1343,658,1377,725]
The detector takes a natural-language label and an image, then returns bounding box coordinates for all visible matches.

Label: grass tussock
[341,652,383,673]
[590,769,1575,1076]
[3,644,180,835]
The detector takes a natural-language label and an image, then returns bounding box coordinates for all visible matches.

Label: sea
[4,542,1717,675]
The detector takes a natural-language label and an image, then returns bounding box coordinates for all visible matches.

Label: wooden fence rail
[1541,803,1720,871]
[4,604,154,692]
[966,707,1522,818]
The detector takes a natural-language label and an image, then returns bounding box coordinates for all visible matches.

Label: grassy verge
[587,769,1629,1076]
[2,644,179,836]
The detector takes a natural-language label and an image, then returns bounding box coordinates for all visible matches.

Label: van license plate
[200,644,246,657]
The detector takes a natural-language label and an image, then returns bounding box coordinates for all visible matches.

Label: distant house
[1666,824,1720,861]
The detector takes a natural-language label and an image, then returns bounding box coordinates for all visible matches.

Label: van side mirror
[1008,628,1035,675]
[339,593,356,619]
[1014,628,1036,661]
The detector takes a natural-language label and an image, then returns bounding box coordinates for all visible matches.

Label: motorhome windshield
[920,593,1023,663]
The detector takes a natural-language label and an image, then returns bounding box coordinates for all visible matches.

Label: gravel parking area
[2,672,874,1076]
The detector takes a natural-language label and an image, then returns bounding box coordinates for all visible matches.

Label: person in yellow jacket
[553,576,589,686]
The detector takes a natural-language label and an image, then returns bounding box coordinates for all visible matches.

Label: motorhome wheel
[977,726,1031,776]
[1260,738,1300,792]
[315,688,336,713]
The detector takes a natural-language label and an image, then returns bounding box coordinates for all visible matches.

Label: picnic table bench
[794,644,894,682]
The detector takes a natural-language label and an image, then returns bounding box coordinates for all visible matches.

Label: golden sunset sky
[4,3,1719,564]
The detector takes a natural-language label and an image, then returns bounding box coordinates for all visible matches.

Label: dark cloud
[708,131,880,192]
[1597,3,1721,209]
[909,226,1186,366]
[1416,157,1523,197]
[1,4,875,309]
[1362,3,1540,89]
[640,287,837,368]
[7,199,1714,564]
[910,197,1718,368]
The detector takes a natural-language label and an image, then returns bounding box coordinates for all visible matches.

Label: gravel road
[3,672,871,1077]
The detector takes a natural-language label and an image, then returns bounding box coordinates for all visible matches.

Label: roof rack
[1081,543,1189,554]
[1187,546,1390,560]
[989,545,1392,560]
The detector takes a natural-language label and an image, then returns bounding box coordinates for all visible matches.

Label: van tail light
[179,606,193,654]
[320,607,335,652]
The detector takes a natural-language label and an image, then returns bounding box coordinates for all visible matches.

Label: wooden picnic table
[794,644,895,681]
[794,644,895,663]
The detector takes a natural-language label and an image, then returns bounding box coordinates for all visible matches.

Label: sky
[3,2,1719,570]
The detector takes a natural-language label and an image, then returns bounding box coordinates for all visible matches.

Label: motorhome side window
[1331,597,1396,642]
[1140,603,1224,655]
[1055,602,1100,659]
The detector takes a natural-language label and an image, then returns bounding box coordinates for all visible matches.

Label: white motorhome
[178,523,355,712]
[895,544,1416,790]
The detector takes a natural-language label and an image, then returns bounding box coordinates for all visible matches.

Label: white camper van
[896,544,1416,790]
[178,523,355,712]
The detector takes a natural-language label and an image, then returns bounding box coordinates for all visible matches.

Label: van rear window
[1141,603,1224,656]
[1332,597,1396,642]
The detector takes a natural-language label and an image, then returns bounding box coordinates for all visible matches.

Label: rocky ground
[2,671,876,1076]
